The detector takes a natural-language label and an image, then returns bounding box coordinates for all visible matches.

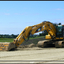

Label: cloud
[55,19,64,21]
[0,12,39,16]
[0,13,10,15]
[14,13,40,15]
[4,13,10,15]
[14,13,24,15]
[55,8,64,10]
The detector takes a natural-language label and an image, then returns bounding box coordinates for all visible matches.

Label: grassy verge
[0,36,45,43]
[0,38,14,42]
[29,36,45,39]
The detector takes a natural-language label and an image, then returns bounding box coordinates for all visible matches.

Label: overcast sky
[0,1,64,35]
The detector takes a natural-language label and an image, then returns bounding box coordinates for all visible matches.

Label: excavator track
[37,40,64,48]
[37,40,53,48]
[0,42,15,51]
[55,41,64,48]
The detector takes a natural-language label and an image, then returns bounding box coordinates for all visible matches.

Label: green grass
[0,36,45,42]
[0,38,14,42]
[29,36,45,39]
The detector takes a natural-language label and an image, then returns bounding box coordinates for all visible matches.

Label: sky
[0,1,64,35]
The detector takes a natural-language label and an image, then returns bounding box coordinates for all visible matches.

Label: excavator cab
[62,25,64,37]
[56,25,63,37]
[56,25,64,39]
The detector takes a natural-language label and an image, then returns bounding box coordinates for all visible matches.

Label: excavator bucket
[0,42,15,51]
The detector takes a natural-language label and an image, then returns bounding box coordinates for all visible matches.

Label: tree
[39,30,48,36]
[58,23,61,25]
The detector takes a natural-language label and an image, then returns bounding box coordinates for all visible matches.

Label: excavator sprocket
[0,42,15,51]
[55,41,64,48]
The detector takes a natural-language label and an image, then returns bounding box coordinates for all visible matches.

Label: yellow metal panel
[60,37,63,39]
[56,37,63,40]
[45,35,52,39]
[0,47,4,48]
[4,45,9,46]
[0,49,2,50]
[56,38,59,39]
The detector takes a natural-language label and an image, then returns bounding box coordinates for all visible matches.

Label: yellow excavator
[0,21,64,51]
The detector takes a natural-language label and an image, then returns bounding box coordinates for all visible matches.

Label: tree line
[0,34,19,38]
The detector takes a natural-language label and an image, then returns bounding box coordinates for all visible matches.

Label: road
[0,47,64,63]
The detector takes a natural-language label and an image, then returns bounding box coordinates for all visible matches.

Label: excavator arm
[13,21,56,48]
[0,21,56,51]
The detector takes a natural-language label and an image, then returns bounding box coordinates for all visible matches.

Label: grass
[0,36,45,42]
[29,36,45,39]
[0,38,14,42]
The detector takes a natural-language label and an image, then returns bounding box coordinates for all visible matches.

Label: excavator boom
[0,21,64,51]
